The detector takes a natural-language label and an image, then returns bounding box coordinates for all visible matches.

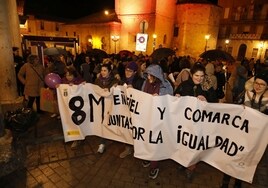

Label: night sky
[24,0,115,19]
[24,0,218,20]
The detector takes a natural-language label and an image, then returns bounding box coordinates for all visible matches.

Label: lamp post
[225,39,230,52]
[111,35,120,54]
[259,41,264,60]
[153,34,157,51]
[204,34,210,51]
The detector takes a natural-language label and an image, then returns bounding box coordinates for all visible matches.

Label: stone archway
[237,44,247,61]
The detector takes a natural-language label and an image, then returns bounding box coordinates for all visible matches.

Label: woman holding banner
[220,69,268,188]
[141,64,173,179]
[174,63,212,181]
[61,66,85,149]
[95,63,119,154]
[118,61,145,158]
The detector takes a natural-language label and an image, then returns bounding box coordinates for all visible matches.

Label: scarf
[125,74,135,85]
[143,80,161,95]
[99,74,113,87]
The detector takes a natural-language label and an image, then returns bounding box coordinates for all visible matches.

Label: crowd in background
[13,47,268,187]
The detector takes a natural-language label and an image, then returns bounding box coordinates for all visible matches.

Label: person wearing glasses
[244,70,268,113]
[221,69,268,188]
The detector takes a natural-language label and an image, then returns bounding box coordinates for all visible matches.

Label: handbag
[40,88,59,113]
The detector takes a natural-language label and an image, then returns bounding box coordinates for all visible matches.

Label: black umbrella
[43,47,67,56]
[119,50,134,58]
[150,48,175,62]
[199,49,235,62]
[87,48,108,59]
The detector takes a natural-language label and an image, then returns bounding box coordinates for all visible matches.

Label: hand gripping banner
[57,83,268,183]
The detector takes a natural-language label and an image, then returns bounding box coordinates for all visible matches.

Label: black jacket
[120,74,145,90]
[174,79,208,99]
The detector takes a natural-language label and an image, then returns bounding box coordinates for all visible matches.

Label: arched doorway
[237,44,247,61]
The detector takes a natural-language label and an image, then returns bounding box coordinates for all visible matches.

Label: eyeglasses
[254,82,267,87]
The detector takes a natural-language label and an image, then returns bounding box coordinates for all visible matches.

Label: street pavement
[0,112,267,188]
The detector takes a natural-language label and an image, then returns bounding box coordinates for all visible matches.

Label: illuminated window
[264,49,268,58]
[55,23,59,31]
[231,26,238,34]
[224,8,230,19]
[40,21,44,30]
[252,48,258,58]
[163,35,167,45]
[173,26,179,37]
[234,7,241,21]
[243,25,250,33]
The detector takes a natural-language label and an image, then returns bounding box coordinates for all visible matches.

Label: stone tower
[115,0,177,54]
[174,1,222,58]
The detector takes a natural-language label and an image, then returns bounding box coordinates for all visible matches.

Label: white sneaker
[50,113,57,118]
[97,144,105,154]
[119,146,132,158]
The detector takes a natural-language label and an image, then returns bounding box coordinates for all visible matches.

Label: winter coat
[205,63,217,90]
[174,79,208,99]
[119,74,145,90]
[80,62,95,83]
[244,90,268,114]
[95,74,119,90]
[18,62,44,97]
[142,64,173,96]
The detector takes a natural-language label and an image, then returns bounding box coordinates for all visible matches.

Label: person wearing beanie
[220,69,268,188]
[118,61,145,158]
[126,61,138,72]
[244,69,268,114]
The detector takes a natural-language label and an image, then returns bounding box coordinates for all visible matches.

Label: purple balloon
[45,73,62,89]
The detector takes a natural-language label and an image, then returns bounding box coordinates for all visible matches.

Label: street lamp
[259,41,264,60]
[153,34,157,51]
[104,10,109,15]
[111,35,120,54]
[225,39,230,52]
[204,34,210,51]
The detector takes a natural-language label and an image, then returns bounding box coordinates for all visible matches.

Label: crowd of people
[13,47,268,187]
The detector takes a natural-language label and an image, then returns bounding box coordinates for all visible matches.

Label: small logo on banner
[63,89,68,97]
[67,131,80,135]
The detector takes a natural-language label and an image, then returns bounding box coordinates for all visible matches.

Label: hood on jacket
[144,64,166,83]
[144,64,173,95]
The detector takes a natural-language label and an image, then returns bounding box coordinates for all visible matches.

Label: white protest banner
[136,33,148,52]
[57,83,268,183]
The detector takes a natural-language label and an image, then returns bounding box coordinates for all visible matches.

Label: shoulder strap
[30,65,44,81]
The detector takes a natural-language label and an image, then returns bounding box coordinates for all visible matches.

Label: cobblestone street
[0,113,267,188]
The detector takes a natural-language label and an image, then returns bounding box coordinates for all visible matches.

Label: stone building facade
[17,0,268,61]
[217,0,268,62]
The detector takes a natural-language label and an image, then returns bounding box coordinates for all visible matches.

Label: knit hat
[126,61,138,72]
[255,69,268,85]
